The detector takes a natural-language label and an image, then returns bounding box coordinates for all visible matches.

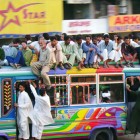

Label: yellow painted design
[105,113,111,117]
[67,67,97,74]
[60,110,65,114]
[85,125,91,130]
[53,109,89,133]
[60,109,88,132]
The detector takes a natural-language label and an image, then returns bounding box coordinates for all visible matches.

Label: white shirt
[130,40,139,48]
[17,91,35,124]
[30,41,41,52]
[30,84,54,125]
[89,94,97,104]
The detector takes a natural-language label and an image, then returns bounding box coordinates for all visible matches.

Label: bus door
[125,73,140,129]
[14,76,37,139]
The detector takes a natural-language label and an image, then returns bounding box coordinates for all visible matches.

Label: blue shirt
[82,42,100,55]
[98,41,114,54]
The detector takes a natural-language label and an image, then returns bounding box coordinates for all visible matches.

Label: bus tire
[90,128,114,140]
[0,137,7,140]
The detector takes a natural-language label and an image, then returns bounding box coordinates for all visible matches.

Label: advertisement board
[109,14,140,33]
[62,19,108,35]
[0,0,63,37]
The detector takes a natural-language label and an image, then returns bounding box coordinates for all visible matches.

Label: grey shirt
[39,47,51,66]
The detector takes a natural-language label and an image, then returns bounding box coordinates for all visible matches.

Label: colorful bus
[0,65,139,140]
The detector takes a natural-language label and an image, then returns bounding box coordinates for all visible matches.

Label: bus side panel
[41,105,127,139]
[0,77,16,140]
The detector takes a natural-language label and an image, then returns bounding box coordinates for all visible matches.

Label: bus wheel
[0,136,7,140]
[90,128,114,140]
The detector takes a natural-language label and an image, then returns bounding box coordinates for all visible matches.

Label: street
[118,134,140,140]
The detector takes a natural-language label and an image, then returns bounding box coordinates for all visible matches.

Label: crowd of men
[0,32,140,89]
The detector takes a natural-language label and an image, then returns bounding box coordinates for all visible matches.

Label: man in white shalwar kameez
[14,82,35,140]
[29,81,54,140]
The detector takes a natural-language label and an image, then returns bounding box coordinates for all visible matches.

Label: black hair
[62,33,67,37]
[43,33,50,40]
[85,35,91,39]
[55,34,61,41]
[133,35,139,41]
[21,40,27,44]
[75,35,82,41]
[92,36,97,40]
[124,36,129,40]
[18,82,26,88]
[50,36,57,41]
[64,35,70,41]
[103,35,110,39]
[39,88,46,96]
[97,34,102,37]
[117,36,122,41]
[13,38,21,44]
[34,35,39,41]
[102,97,110,102]
[25,35,31,41]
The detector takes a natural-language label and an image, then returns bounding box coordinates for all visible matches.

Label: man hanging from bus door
[28,80,54,140]
[14,82,36,140]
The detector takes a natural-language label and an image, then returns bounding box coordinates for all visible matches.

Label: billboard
[0,0,63,37]
[62,19,108,35]
[109,14,140,33]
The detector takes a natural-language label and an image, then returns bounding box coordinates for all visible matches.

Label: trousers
[6,50,26,66]
[31,62,51,86]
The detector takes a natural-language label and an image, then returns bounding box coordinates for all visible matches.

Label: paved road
[118,134,140,140]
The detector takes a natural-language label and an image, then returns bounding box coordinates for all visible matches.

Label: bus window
[70,74,96,105]
[99,74,124,103]
[48,75,68,106]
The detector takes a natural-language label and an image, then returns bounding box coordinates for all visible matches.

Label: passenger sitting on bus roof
[97,34,104,45]
[43,32,50,43]
[89,88,97,104]
[60,35,83,70]
[75,35,86,69]
[92,36,100,69]
[98,34,115,68]
[31,39,52,90]
[2,39,20,61]
[131,36,140,64]
[0,47,8,67]
[25,34,32,45]
[82,35,102,68]
[47,36,64,70]
[121,36,137,68]
[126,84,140,134]
[113,36,124,68]
[6,40,33,69]
[29,35,45,55]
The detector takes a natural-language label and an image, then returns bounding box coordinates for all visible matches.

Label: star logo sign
[0,2,42,31]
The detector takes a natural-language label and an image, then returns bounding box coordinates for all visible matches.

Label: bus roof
[0,65,140,76]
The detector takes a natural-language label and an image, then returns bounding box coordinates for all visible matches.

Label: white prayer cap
[102,91,111,98]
